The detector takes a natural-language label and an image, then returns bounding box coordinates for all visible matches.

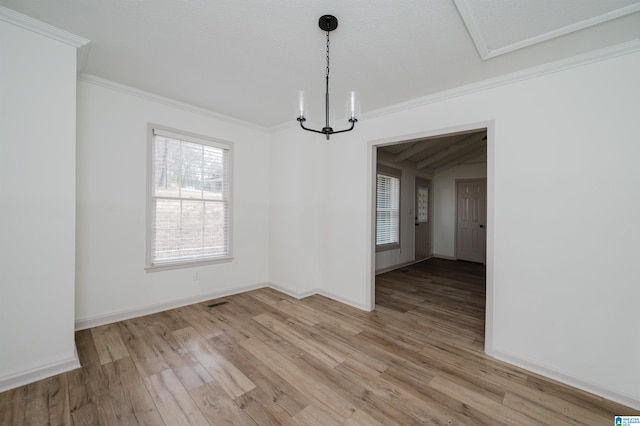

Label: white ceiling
[2,0,639,128]
[455,0,640,58]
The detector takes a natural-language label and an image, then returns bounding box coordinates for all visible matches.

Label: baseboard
[0,351,80,393]
[267,282,317,300]
[432,253,456,260]
[75,282,268,330]
[315,289,370,311]
[76,280,372,331]
[267,282,370,312]
[487,348,640,411]
[375,260,416,275]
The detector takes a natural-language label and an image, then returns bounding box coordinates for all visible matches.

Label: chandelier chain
[326,30,330,78]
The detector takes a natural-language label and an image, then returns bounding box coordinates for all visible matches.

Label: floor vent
[207,301,229,308]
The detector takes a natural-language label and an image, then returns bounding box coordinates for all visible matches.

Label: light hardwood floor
[0,258,633,425]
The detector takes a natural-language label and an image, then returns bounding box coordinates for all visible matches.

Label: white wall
[75,80,270,326]
[0,21,79,389]
[271,49,640,407]
[375,151,432,272]
[269,125,372,309]
[268,126,325,297]
[432,163,487,258]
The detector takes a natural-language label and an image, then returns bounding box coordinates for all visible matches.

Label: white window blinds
[376,169,400,246]
[149,128,231,266]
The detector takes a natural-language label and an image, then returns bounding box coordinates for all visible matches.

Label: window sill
[376,243,400,253]
[145,256,233,272]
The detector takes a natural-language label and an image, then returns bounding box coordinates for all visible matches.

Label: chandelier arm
[328,119,358,135]
[297,118,328,135]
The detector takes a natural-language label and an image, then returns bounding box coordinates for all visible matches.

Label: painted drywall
[268,127,325,296]
[0,21,79,387]
[75,80,270,325]
[374,151,433,272]
[271,49,640,406]
[432,163,487,258]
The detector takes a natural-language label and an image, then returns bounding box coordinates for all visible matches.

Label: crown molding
[77,44,91,75]
[0,6,91,73]
[78,74,267,132]
[0,5,89,48]
[363,39,640,122]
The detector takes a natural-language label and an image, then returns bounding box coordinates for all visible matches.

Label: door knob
[479,224,484,228]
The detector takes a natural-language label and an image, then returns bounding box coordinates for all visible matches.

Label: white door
[415,178,431,261]
[456,180,486,263]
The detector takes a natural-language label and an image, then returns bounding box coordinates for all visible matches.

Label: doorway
[368,122,493,349]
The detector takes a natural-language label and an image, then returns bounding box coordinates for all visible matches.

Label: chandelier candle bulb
[298,91,305,119]
[348,91,358,120]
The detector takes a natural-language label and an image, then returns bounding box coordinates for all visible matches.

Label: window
[417,186,428,223]
[147,126,232,269]
[376,165,401,250]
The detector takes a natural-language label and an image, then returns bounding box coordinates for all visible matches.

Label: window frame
[375,164,402,253]
[146,124,233,271]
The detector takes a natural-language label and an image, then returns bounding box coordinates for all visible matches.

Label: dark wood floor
[0,258,632,425]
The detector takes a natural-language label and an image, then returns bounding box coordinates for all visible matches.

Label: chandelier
[297,15,358,140]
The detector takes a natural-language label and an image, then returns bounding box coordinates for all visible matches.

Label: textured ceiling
[455,0,640,58]
[1,0,639,127]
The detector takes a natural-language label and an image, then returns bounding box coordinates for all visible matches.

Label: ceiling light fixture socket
[319,15,338,32]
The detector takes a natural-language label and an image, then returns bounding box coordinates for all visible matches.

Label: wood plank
[502,392,581,426]
[240,336,357,421]
[343,409,386,426]
[67,360,105,424]
[74,329,102,367]
[429,374,541,426]
[144,369,210,426]
[336,358,474,425]
[149,309,191,331]
[145,320,214,391]
[252,313,346,368]
[23,375,71,426]
[90,323,129,365]
[189,382,257,426]
[524,373,634,420]
[289,319,388,374]
[234,387,290,426]
[0,388,26,426]
[176,305,226,339]
[173,326,256,398]
[118,318,169,378]
[292,404,342,426]
[99,357,165,425]
[210,332,310,418]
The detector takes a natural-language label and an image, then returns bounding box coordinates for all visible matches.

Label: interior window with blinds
[148,127,232,268]
[376,165,401,250]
